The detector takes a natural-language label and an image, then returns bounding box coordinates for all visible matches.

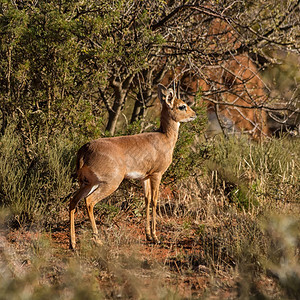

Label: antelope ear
[157,84,175,108]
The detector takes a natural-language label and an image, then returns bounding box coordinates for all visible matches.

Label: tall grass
[204,135,299,210]
[0,124,77,226]
[156,135,299,297]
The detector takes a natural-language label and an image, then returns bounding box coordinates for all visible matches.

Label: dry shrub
[157,135,299,297]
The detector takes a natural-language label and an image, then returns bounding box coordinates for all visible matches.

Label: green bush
[163,104,208,184]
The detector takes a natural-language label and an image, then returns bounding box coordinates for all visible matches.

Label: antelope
[69,84,197,249]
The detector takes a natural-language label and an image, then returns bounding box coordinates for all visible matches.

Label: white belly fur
[126,171,145,180]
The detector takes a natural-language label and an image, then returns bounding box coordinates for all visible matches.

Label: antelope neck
[159,105,180,143]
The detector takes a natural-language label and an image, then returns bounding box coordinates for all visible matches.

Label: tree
[147,0,299,138]
[0,0,299,139]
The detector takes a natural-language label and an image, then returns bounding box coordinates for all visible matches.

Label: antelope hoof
[92,234,103,246]
[146,233,153,242]
[69,240,76,251]
[152,235,160,244]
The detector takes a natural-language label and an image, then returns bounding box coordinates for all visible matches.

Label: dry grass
[0,131,299,299]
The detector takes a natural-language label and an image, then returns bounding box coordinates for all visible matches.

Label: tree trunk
[105,74,134,135]
[105,104,122,135]
[130,99,143,123]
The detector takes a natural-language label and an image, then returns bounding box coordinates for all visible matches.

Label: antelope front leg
[150,174,162,244]
[143,179,152,241]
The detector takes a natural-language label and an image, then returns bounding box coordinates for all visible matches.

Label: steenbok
[69,83,196,249]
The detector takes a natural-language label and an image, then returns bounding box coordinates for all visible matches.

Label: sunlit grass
[0,127,299,298]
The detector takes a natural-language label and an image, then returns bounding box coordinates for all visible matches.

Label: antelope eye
[178,104,187,111]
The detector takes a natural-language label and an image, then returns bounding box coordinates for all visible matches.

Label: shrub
[163,104,208,184]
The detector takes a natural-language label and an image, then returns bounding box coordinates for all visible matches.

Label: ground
[1,205,284,300]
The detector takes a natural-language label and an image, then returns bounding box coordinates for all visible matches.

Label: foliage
[1,0,299,137]
[0,1,299,297]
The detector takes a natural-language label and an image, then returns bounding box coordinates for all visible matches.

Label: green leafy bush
[163,104,208,184]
